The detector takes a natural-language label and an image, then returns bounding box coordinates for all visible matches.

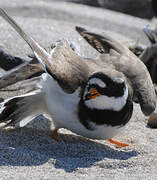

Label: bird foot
[51,129,61,142]
[108,138,129,148]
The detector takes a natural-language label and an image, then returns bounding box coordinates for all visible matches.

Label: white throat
[85,86,128,111]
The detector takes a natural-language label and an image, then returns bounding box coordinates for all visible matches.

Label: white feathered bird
[0,8,156,147]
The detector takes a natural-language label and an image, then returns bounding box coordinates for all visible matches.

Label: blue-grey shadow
[0,126,138,172]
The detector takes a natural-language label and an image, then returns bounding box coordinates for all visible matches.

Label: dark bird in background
[152,0,157,17]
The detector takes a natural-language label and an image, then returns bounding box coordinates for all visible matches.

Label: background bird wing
[0,8,90,93]
[76,26,156,116]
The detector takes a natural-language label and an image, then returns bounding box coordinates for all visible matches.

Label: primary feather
[0,90,47,127]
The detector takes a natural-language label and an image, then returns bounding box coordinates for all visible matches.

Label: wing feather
[0,8,89,93]
[76,26,156,115]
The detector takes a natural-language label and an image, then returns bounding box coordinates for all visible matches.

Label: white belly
[78,124,123,140]
[41,73,123,140]
[42,73,80,128]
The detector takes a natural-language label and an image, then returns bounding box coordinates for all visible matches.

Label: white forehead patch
[112,78,124,84]
[88,78,106,88]
[85,85,128,111]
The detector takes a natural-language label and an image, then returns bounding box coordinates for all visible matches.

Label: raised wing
[75,26,128,54]
[0,8,89,93]
[76,26,156,116]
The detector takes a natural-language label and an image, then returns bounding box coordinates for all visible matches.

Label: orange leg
[51,128,61,142]
[108,138,129,148]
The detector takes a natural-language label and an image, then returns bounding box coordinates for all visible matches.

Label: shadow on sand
[0,127,138,172]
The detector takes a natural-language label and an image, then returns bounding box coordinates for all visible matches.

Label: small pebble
[147,113,157,128]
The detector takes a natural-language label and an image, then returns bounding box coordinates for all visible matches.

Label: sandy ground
[0,0,157,179]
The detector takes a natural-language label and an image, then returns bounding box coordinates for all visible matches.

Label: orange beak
[86,88,100,100]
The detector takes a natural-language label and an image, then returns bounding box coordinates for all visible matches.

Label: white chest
[41,74,80,128]
[41,74,125,140]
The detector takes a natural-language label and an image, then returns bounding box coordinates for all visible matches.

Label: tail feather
[0,91,47,127]
[0,97,23,123]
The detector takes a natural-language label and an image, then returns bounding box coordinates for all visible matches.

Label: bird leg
[51,128,61,142]
[108,138,129,148]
